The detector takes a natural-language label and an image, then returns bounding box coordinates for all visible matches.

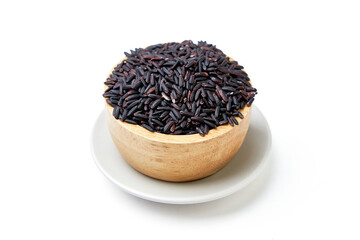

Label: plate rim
[90,105,272,204]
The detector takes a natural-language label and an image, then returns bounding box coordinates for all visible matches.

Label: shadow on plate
[110,151,276,218]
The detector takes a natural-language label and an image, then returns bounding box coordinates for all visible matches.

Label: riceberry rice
[103,40,257,136]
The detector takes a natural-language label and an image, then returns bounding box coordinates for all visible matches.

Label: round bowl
[104,48,253,182]
[105,102,251,182]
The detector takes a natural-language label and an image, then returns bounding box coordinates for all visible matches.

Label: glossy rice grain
[103,40,257,136]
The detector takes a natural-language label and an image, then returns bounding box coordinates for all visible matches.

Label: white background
[1,0,359,239]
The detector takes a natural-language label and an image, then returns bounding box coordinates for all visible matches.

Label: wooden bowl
[105,50,252,182]
[105,102,251,182]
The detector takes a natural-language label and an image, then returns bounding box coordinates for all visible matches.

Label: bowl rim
[106,103,251,144]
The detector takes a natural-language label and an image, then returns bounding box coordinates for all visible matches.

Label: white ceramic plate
[91,105,272,204]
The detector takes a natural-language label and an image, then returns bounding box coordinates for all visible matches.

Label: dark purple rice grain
[171,103,181,111]
[222,113,228,122]
[170,123,176,132]
[113,106,121,119]
[202,109,215,113]
[125,94,141,101]
[215,106,220,118]
[148,109,154,119]
[172,108,181,119]
[231,116,239,125]
[226,99,233,111]
[169,111,178,121]
[218,90,228,102]
[157,106,172,111]
[247,97,255,106]
[145,86,155,95]
[212,93,221,106]
[173,85,182,95]
[150,99,161,109]
[148,94,161,99]
[127,106,138,117]
[219,120,228,125]
[195,99,200,108]
[195,89,201,101]
[191,117,204,122]
[159,111,169,119]
[120,109,128,120]
[222,86,236,92]
[186,130,197,135]
[189,75,195,84]
[153,110,162,115]
[148,119,155,129]
[152,118,164,126]
[194,106,202,117]
[142,124,154,132]
[246,87,257,92]
[124,119,137,124]
[134,113,148,119]
[103,40,257,136]
[204,120,215,128]
[196,127,205,136]
[106,99,115,107]
[133,116,145,122]
[191,102,196,113]
[173,130,183,135]
[228,117,234,127]
[160,81,169,94]
[170,91,177,103]
[164,121,174,133]
[203,124,209,134]
[180,111,193,117]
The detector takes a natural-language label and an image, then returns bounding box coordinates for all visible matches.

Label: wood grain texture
[106,103,251,182]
